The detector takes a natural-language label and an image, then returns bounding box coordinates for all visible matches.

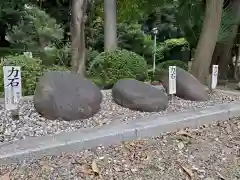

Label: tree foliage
[88,49,148,87]
[7,5,64,51]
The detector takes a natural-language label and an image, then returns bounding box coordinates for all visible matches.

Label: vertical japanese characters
[3,66,22,110]
[169,66,176,95]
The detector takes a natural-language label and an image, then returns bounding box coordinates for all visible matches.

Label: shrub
[42,44,71,66]
[0,55,42,96]
[42,65,70,72]
[86,49,100,70]
[118,23,155,63]
[42,44,99,67]
[0,55,70,96]
[155,45,165,62]
[157,60,188,70]
[88,49,148,88]
[86,17,104,51]
[87,76,105,89]
[153,60,188,81]
[164,38,188,49]
[162,38,190,62]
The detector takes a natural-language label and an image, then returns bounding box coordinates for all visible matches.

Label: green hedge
[162,38,190,62]
[149,60,188,81]
[42,65,70,72]
[88,49,148,88]
[0,55,70,96]
[42,45,99,67]
[156,60,188,70]
[0,55,43,96]
[164,38,188,49]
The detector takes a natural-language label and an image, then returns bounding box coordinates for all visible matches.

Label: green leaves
[217,4,240,43]
[176,0,204,47]
[88,49,148,87]
[0,55,42,96]
[6,5,64,52]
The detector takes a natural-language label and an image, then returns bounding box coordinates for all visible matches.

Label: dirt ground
[0,117,240,180]
[217,82,239,91]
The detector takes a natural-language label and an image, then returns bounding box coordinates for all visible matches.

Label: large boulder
[161,67,208,101]
[33,71,103,121]
[112,79,168,112]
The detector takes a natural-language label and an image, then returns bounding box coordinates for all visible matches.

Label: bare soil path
[1,117,240,180]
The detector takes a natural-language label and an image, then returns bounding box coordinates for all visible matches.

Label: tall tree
[191,0,224,84]
[104,0,117,51]
[211,0,240,80]
[71,0,87,75]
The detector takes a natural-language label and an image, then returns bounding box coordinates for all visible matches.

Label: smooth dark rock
[33,71,102,121]
[112,79,168,112]
[161,67,208,101]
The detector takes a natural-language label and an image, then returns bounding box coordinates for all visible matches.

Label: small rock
[11,109,20,120]
[237,82,240,90]
[0,135,4,142]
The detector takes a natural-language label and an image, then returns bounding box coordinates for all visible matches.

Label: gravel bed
[0,90,239,143]
[1,117,240,179]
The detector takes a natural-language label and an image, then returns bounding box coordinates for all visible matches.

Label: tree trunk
[218,0,240,80]
[209,43,231,85]
[209,43,221,73]
[234,28,240,79]
[104,0,117,51]
[234,45,240,80]
[71,0,87,75]
[218,43,235,80]
[191,0,224,84]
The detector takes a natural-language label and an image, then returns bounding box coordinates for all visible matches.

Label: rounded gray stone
[33,71,102,121]
[161,67,208,101]
[112,79,168,112]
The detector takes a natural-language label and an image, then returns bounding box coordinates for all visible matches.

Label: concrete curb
[1,101,240,165]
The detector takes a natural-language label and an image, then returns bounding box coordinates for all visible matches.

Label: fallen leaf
[92,160,104,179]
[39,160,56,171]
[178,162,193,179]
[0,171,11,180]
[81,164,93,175]
[177,130,193,138]
[178,142,185,149]
[217,172,226,180]
[92,160,100,175]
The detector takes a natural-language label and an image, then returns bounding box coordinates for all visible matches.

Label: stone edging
[1,101,240,165]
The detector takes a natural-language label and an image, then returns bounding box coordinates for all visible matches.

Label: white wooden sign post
[3,66,22,111]
[211,65,218,91]
[169,66,176,98]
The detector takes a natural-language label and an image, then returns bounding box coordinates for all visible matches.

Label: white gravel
[0,90,240,143]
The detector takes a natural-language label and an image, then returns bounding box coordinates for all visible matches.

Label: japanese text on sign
[3,66,22,110]
[169,66,176,95]
[211,65,218,90]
